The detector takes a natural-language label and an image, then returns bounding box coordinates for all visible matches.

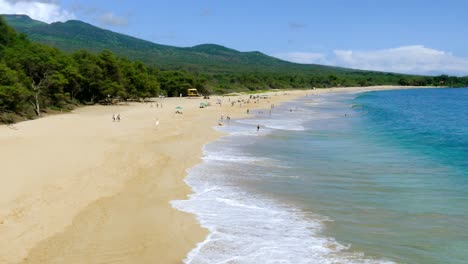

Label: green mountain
[2,14,347,74]
[3,14,47,30]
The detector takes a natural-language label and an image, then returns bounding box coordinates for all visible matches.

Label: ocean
[172,88,468,264]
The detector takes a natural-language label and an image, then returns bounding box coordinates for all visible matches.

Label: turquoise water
[174,88,468,263]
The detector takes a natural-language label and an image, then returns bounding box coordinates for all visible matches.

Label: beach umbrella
[200,102,207,107]
[175,106,183,110]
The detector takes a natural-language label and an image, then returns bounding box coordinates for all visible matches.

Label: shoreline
[169,85,445,263]
[0,86,438,263]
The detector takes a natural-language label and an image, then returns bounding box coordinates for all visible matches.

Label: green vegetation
[0,17,209,123]
[0,15,467,123]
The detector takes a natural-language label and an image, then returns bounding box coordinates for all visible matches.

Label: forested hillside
[3,15,343,73]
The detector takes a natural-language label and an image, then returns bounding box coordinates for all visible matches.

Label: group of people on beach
[112,113,121,122]
[150,102,163,108]
[218,114,231,126]
[220,114,231,121]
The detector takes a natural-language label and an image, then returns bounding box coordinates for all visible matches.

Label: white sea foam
[202,151,289,169]
[237,118,306,131]
[203,153,264,163]
[172,150,394,264]
[172,163,393,264]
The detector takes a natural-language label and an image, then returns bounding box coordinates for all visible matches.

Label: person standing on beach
[257,124,260,131]
[117,114,120,122]
[112,113,116,122]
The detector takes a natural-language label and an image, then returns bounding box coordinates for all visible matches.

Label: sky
[1,0,468,76]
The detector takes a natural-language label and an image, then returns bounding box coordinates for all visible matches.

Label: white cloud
[333,45,468,76]
[272,45,468,76]
[0,0,74,23]
[99,12,128,27]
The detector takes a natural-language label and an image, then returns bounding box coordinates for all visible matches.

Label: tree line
[0,17,211,123]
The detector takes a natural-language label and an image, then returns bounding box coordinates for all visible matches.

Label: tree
[158,70,195,97]
[0,61,31,116]
[328,74,338,87]
[398,78,409,86]
[62,64,82,102]
[29,72,50,116]
[72,50,104,103]
[98,50,122,83]
[0,16,17,47]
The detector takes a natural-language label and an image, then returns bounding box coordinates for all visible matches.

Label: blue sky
[1,0,468,76]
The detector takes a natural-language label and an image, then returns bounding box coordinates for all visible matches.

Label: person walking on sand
[112,113,116,122]
[257,124,260,131]
[117,114,120,122]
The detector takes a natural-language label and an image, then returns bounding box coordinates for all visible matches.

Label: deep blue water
[354,88,467,174]
[174,88,468,264]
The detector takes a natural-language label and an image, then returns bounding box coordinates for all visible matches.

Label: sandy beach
[0,86,432,264]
